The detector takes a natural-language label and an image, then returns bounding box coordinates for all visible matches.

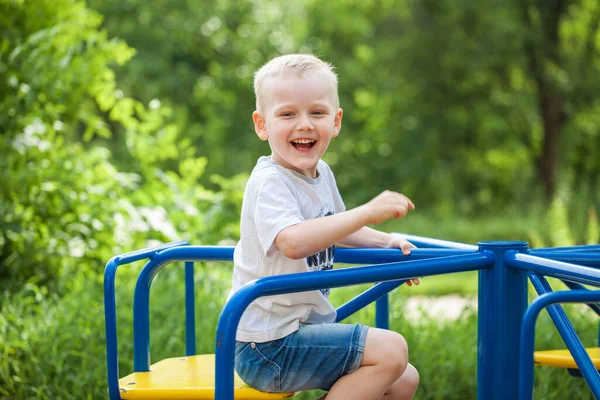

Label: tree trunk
[521,0,569,199]
[537,87,562,198]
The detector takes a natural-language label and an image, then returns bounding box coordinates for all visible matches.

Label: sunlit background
[1,0,599,398]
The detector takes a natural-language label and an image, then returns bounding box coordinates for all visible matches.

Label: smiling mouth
[291,139,316,150]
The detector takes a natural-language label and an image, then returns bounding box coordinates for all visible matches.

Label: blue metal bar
[104,257,121,400]
[505,252,600,287]
[336,280,406,322]
[375,295,389,329]
[335,247,474,264]
[532,244,600,253]
[396,233,478,250]
[215,252,495,400]
[560,280,600,317]
[118,246,474,267]
[477,241,529,400]
[103,241,189,400]
[133,246,235,372]
[519,278,600,400]
[119,246,472,266]
[185,261,196,356]
[528,251,600,268]
[116,240,189,264]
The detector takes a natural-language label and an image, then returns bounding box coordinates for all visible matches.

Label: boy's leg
[325,328,419,400]
[382,363,419,399]
[320,366,418,400]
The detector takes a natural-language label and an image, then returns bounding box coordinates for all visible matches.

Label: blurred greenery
[1,0,600,399]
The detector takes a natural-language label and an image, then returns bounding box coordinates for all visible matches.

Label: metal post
[375,294,389,329]
[477,241,528,400]
[185,261,196,356]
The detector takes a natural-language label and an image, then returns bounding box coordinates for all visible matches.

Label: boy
[229,54,419,399]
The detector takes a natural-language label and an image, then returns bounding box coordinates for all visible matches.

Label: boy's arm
[336,226,403,248]
[338,227,414,254]
[337,225,419,286]
[336,226,390,248]
[275,190,413,260]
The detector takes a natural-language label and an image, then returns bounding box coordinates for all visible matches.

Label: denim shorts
[235,323,369,393]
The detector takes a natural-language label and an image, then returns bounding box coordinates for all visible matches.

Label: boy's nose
[296,114,313,130]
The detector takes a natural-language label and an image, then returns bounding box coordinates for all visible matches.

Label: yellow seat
[534,348,600,369]
[119,354,296,399]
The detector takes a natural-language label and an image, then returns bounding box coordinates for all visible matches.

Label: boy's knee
[388,364,419,399]
[366,330,408,376]
[364,329,410,375]
[385,332,409,375]
[405,363,420,389]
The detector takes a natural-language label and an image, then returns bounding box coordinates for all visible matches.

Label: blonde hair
[253,54,339,113]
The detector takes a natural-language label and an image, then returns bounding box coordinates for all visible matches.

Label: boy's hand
[364,190,415,225]
[385,234,415,255]
[385,234,420,286]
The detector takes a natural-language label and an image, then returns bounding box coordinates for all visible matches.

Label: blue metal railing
[518,286,600,399]
[103,240,189,400]
[505,251,600,286]
[131,246,475,372]
[503,249,600,399]
[103,242,461,399]
[520,274,600,397]
[103,237,600,400]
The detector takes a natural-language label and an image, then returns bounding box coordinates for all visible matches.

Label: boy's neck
[269,155,320,179]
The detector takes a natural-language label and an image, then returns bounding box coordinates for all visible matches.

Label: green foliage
[586,208,599,245]
[86,0,600,215]
[522,195,599,249]
[0,263,230,399]
[549,197,575,247]
[0,0,246,290]
[0,280,107,399]
[0,0,136,285]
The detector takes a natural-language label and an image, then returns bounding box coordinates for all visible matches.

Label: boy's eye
[312,110,325,115]
[281,112,294,117]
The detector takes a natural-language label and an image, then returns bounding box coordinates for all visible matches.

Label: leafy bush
[0,0,246,291]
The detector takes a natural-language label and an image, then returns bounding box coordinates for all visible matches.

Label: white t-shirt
[228,156,346,342]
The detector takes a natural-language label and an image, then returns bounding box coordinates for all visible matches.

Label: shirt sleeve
[254,174,304,255]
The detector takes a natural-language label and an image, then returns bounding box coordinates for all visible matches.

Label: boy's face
[253,72,343,178]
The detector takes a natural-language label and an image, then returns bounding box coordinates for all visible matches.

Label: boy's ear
[332,108,343,138]
[253,111,268,140]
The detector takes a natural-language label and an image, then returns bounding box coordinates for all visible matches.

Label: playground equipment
[104,235,600,400]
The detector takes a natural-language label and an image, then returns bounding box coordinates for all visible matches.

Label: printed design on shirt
[306,209,335,296]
